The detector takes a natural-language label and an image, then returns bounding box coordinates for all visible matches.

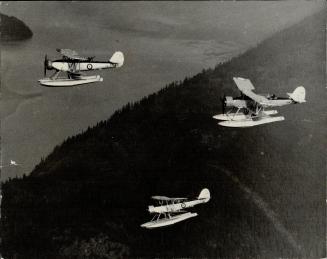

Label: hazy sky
[1,1,324,180]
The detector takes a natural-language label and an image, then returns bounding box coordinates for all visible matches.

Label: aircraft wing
[56,48,88,61]
[151,196,188,201]
[233,77,269,104]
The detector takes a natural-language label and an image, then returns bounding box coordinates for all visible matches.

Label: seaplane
[141,188,210,229]
[38,49,124,87]
[10,160,19,166]
[213,77,306,127]
[0,160,19,168]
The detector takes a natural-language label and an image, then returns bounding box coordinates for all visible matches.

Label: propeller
[220,94,226,114]
[240,90,245,99]
[44,55,48,77]
[43,55,53,77]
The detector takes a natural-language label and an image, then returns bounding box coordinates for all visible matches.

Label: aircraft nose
[47,60,52,69]
[44,55,53,77]
[225,96,234,106]
[44,55,53,76]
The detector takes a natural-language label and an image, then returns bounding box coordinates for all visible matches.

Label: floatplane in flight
[141,188,210,229]
[0,160,19,168]
[38,49,124,87]
[213,77,306,127]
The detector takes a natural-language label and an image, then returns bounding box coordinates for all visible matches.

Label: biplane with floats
[38,49,124,87]
[141,188,210,229]
[213,77,306,127]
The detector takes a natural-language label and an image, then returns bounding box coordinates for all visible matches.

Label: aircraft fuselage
[50,59,118,72]
[226,96,293,109]
[148,199,207,214]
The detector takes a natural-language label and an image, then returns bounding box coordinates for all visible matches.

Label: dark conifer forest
[0,13,33,41]
[1,10,325,258]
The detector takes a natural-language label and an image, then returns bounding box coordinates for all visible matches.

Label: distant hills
[1,10,326,259]
[0,13,33,41]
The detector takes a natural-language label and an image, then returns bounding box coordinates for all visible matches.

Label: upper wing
[151,196,188,201]
[233,77,269,104]
[56,48,88,61]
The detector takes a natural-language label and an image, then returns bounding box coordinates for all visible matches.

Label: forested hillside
[2,10,325,259]
[0,13,33,41]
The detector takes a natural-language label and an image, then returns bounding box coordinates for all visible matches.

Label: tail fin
[287,86,306,103]
[109,51,124,67]
[198,188,210,203]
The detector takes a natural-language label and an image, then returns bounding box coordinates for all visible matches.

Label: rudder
[287,86,306,103]
[110,51,124,67]
[198,188,210,202]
